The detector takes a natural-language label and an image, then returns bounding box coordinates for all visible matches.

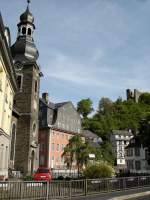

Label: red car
[33,168,52,182]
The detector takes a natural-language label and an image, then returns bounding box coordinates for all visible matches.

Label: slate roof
[55,102,69,108]
[40,98,69,110]
[82,130,99,139]
[112,130,133,136]
[82,130,103,143]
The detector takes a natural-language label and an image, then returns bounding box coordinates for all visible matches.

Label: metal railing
[0,176,150,199]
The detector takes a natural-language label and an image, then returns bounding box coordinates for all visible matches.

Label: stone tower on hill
[126,89,142,103]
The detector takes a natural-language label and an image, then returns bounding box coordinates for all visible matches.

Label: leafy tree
[62,135,95,176]
[139,114,150,148]
[98,97,113,115]
[62,145,74,170]
[83,162,115,178]
[139,93,150,105]
[100,141,116,165]
[77,98,93,118]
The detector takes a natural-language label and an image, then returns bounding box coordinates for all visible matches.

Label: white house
[125,136,150,174]
[110,130,133,172]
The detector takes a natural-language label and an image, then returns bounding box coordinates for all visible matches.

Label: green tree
[139,93,150,105]
[62,135,95,176]
[100,141,116,165]
[139,115,150,148]
[77,98,93,118]
[98,97,113,115]
[83,162,114,178]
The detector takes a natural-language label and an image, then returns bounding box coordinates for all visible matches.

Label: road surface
[73,187,150,200]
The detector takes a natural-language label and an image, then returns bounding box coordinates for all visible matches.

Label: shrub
[65,176,71,181]
[83,163,114,179]
[23,175,34,181]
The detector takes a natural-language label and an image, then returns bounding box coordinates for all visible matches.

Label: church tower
[11,0,41,175]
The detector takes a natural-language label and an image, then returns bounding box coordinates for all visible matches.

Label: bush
[23,175,34,181]
[65,176,71,181]
[83,163,114,179]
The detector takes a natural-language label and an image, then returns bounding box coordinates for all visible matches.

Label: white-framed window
[52,156,54,161]
[0,79,2,91]
[5,146,8,169]
[57,144,59,151]
[0,144,4,170]
[5,94,8,103]
[135,160,141,170]
[52,143,54,151]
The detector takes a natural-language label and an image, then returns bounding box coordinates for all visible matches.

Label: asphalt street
[73,187,150,200]
[130,196,150,200]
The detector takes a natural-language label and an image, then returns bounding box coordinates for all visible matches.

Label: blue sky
[1,0,150,110]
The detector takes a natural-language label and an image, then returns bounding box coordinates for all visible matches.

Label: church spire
[27,0,31,11]
[11,0,39,62]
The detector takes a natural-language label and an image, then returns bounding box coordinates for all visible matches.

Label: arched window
[33,123,36,132]
[32,123,36,137]
[17,74,23,90]
[35,80,38,93]
[27,28,32,36]
[10,123,16,161]
[22,27,26,35]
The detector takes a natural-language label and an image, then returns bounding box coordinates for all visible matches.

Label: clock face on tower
[14,61,23,71]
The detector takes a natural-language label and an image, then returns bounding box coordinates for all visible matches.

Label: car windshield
[37,169,49,173]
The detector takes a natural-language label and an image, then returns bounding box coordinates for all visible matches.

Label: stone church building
[10,1,42,175]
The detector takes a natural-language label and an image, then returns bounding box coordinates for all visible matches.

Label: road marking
[109,191,150,200]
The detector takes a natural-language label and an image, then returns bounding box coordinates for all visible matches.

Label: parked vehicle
[33,168,52,182]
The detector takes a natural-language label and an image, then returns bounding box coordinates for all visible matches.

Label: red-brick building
[39,93,82,170]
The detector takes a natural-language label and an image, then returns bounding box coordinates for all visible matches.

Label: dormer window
[28,28,32,36]
[22,27,26,35]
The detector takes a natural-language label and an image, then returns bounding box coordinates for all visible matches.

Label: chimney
[42,93,49,104]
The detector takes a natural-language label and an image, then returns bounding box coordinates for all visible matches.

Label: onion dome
[11,0,39,62]
[20,6,34,24]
